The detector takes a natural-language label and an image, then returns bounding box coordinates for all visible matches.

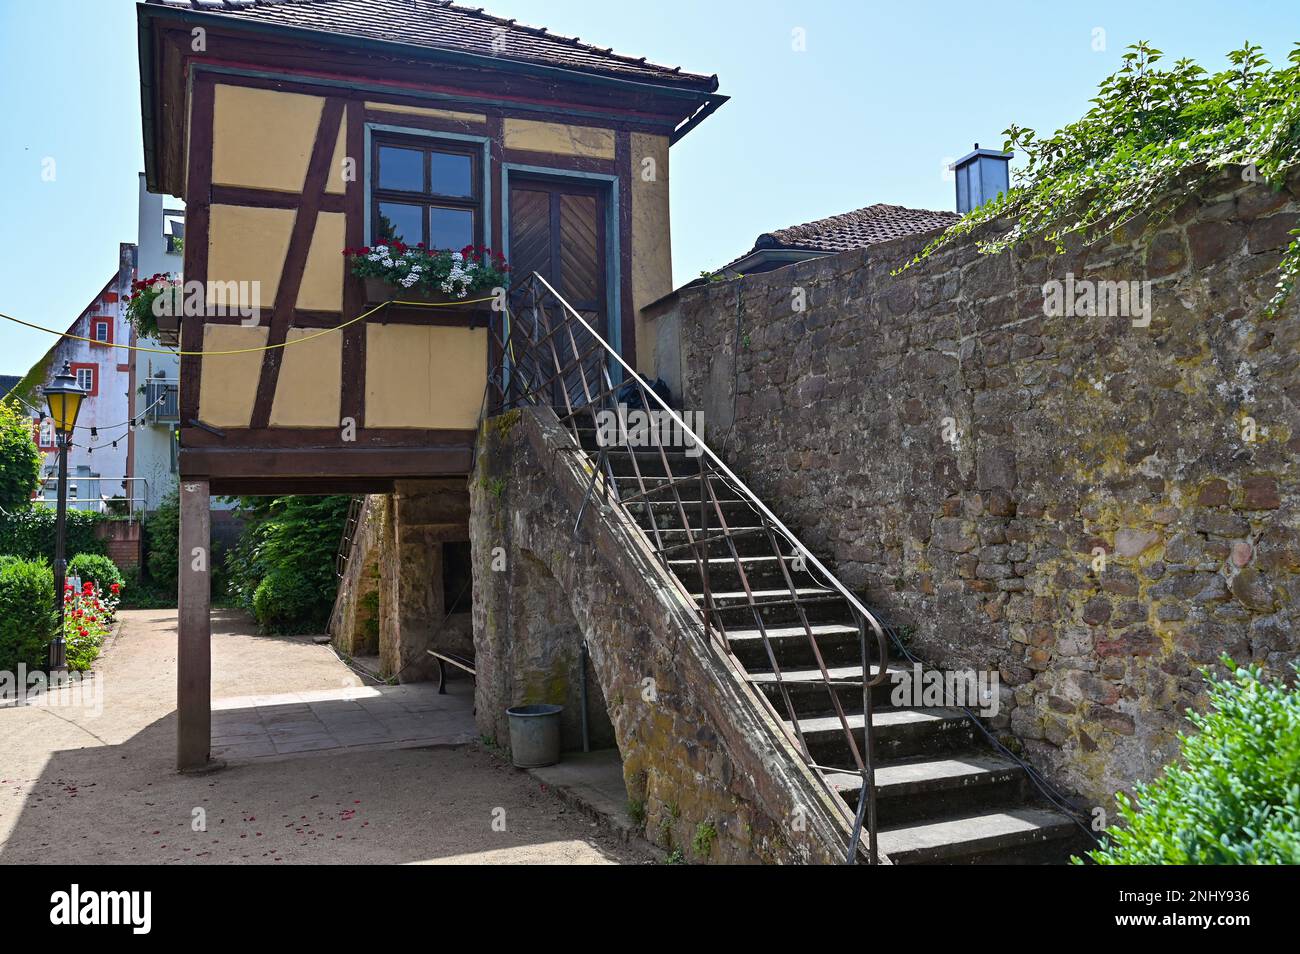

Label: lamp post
[41,362,87,671]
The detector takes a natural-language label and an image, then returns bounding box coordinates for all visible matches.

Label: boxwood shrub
[68,552,124,590]
[1085,659,1300,865]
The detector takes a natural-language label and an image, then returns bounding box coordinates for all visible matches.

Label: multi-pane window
[371,136,479,251]
[92,320,110,342]
[76,367,94,393]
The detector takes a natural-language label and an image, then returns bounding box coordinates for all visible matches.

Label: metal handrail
[492,272,889,863]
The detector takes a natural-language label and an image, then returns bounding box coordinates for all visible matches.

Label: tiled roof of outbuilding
[755,203,960,254]
[145,0,719,90]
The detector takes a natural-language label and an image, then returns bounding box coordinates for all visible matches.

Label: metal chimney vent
[952,143,1012,214]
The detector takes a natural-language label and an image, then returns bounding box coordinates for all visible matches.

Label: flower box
[154,312,180,346]
[347,243,508,321]
[362,277,488,311]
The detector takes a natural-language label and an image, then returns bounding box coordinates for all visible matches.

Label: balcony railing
[37,476,149,518]
[145,379,179,423]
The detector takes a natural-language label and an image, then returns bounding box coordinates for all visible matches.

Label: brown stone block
[1237,475,1280,510]
[1188,220,1245,268]
[1197,478,1230,507]
[1247,211,1300,254]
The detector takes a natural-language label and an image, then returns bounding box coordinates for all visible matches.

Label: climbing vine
[904,42,1300,313]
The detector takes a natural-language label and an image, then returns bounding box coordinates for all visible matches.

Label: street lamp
[41,361,87,671]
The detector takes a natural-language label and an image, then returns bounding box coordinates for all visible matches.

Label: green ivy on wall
[905,42,1300,313]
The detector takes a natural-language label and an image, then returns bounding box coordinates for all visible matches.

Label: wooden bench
[426,649,476,694]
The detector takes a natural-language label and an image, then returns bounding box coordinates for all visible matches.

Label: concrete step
[747,661,901,711]
[605,449,701,478]
[826,753,1027,826]
[646,525,773,557]
[613,474,726,502]
[702,588,854,627]
[791,706,976,763]
[572,425,702,455]
[724,621,868,670]
[878,807,1082,865]
[633,499,758,533]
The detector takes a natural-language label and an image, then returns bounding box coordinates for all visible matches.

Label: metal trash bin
[506,703,564,768]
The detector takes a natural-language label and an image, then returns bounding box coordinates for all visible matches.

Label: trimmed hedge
[0,557,55,673]
[68,552,124,590]
[0,507,108,562]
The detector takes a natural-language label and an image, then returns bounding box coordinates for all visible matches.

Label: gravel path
[0,609,643,864]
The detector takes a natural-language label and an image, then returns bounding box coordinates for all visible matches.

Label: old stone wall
[470,409,854,863]
[330,482,474,681]
[658,168,1300,808]
[329,495,382,657]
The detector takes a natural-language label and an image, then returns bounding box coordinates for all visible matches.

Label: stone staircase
[574,423,1092,864]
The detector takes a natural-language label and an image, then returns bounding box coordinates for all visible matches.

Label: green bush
[68,553,123,590]
[0,507,108,561]
[0,557,55,673]
[0,398,42,512]
[251,568,324,634]
[1086,659,1300,865]
[143,488,179,591]
[225,494,350,634]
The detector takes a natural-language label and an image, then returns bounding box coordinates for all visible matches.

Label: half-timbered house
[137,0,724,769]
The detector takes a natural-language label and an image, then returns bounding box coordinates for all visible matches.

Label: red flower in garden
[111,583,120,593]
[78,628,88,638]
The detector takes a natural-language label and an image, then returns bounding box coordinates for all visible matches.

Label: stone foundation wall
[470,409,854,863]
[331,483,474,681]
[657,168,1300,808]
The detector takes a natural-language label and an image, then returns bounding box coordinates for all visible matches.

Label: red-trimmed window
[91,318,112,345]
[37,417,55,450]
[70,362,98,397]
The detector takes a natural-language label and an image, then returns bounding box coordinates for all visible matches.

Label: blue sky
[1,0,1297,375]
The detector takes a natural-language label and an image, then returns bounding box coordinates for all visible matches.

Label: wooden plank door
[508,178,609,408]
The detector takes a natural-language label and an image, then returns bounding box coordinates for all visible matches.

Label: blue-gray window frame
[363,123,493,250]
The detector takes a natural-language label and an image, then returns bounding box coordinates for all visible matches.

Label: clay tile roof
[146,0,719,90]
[755,203,960,254]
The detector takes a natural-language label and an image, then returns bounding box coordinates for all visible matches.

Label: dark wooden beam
[179,77,215,428]
[249,97,345,429]
[180,445,474,480]
[209,476,400,496]
[341,99,367,429]
[211,184,346,213]
[179,426,476,449]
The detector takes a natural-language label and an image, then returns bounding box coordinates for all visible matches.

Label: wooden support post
[177,479,212,772]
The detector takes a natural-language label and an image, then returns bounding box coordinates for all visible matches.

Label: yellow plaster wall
[630,132,673,376]
[212,85,324,192]
[365,101,487,124]
[206,204,294,309]
[325,121,348,194]
[197,325,269,428]
[503,118,615,159]
[269,328,343,427]
[298,212,346,311]
[365,325,486,428]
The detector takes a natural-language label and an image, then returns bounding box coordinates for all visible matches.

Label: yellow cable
[0,295,497,357]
